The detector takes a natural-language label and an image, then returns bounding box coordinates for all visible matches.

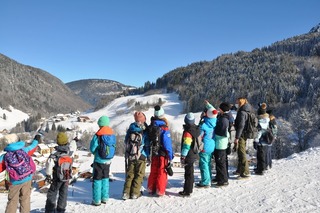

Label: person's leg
[238,137,249,176]
[147,156,160,194]
[131,159,146,198]
[19,180,32,213]
[156,156,168,196]
[5,184,21,213]
[183,162,194,194]
[57,182,68,213]
[123,161,135,197]
[45,181,59,212]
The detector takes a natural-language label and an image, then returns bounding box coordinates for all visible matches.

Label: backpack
[53,153,73,182]
[97,135,116,159]
[261,128,276,145]
[125,132,143,161]
[5,149,36,181]
[148,125,164,156]
[193,135,204,154]
[243,111,258,139]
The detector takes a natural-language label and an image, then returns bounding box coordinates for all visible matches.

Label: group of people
[0,97,278,212]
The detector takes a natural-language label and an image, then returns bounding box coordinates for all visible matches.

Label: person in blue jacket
[196,100,218,188]
[122,111,150,200]
[90,115,116,206]
[0,133,38,213]
[147,105,174,197]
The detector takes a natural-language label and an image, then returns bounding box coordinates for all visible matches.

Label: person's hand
[146,157,151,166]
[45,175,52,184]
[253,141,258,150]
[180,157,185,165]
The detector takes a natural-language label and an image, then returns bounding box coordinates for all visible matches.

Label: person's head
[219,102,230,113]
[97,115,110,127]
[2,133,20,146]
[154,105,165,119]
[184,112,195,125]
[236,97,248,108]
[56,132,68,146]
[134,111,146,124]
[257,103,267,115]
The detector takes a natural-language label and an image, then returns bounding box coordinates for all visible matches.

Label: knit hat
[98,115,110,127]
[206,107,218,118]
[57,132,68,146]
[154,105,165,118]
[219,102,230,112]
[134,111,146,123]
[2,134,19,145]
[184,112,195,125]
[257,103,267,115]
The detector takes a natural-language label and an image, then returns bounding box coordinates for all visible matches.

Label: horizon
[1,1,320,87]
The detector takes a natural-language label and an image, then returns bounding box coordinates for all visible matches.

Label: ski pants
[123,159,146,197]
[92,162,110,204]
[237,137,250,176]
[183,161,195,194]
[147,156,168,196]
[199,152,212,186]
[45,180,69,213]
[214,149,228,183]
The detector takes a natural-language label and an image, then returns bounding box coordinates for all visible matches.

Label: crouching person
[90,116,116,206]
[45,132,73,213]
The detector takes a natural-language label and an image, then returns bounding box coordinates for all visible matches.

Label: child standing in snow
[90,116,116,206]
[196,100,217,188]
[45,132,73,213]
[122,111,150,200]
[0,134,38,213]
[179,112,200,196]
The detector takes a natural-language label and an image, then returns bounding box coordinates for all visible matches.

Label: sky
[1,1,320,87]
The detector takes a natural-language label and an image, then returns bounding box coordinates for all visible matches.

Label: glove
[167,160,173,168]
[180,157,185,165]
[253,141,258,150]
[45,175,53,184]
[34,134,42,143]
[146,157,151,166]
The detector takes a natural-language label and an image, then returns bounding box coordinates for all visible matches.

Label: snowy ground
[1,147,320,213]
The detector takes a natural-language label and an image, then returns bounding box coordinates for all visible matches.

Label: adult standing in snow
[196,100,217,188]
[179,112,200,196]
[0,134,38,213]
[147,105,174,197]
[213,102,231,187]
[122,111,150,200]
[233,97,253,178]
[90,116,116,206]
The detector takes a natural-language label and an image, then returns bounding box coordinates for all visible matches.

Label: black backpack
[148,125,164,156]
[243,111,258,139]
[125,132,143,161]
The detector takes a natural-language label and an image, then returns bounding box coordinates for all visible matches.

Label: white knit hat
[2,134,20,145]
[206,107,218,118]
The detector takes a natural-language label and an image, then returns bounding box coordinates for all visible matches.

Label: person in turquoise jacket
[196,100,217,188]
[0,133,38,213]
[90,115,116,206]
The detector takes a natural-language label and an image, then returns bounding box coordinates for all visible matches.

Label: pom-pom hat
[206,107,218,118]
[154,105,165,118]
[184,112,195,125]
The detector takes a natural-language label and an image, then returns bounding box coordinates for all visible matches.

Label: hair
[237,97,248,107]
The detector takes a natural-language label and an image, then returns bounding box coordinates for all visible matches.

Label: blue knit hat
[154,105,165,118]
[184,112,195,125]
[98,115,110,127]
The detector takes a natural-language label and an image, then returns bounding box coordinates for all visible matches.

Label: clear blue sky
[1,1,319,87]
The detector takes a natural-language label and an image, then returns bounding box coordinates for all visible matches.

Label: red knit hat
[134,112,146,123]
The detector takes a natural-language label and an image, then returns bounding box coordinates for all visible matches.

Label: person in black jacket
[179,112,200,197]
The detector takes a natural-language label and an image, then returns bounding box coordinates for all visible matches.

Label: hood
[4,141,25,152]
[55,145,70,153]
[183,124,200,138]
[129,122,146,132]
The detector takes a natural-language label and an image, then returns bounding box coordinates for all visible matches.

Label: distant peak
[309,23,320,33]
